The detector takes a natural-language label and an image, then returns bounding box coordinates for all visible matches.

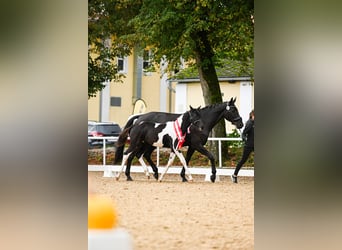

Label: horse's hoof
[182,178,188,182]
[154,173,159,180]
[127,177,133,181]
[147,175,150,179]
[188,179,194,182]
[115,177,119,181]
[210,175,216,183]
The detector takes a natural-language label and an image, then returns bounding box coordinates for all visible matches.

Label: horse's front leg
[158,152,176,182]
[193,144,216,182]
[181,147,195,182]
[174,150,193,182]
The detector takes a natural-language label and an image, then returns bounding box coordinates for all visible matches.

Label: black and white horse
[115,106,204,181]
[114,97,243,182]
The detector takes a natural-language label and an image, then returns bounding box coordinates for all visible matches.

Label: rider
[231,109,254,183]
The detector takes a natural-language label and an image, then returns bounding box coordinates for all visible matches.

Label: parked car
[88,121,122,147]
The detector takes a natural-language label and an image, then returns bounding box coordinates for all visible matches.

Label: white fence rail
[88,136,254,178]
[88,136,249,168]
[88,165,254,179]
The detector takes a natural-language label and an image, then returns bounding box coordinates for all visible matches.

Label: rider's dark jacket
[242,118,254,148]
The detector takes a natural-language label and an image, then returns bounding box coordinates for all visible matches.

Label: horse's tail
[114,114,143,164]
[114,126,131,164]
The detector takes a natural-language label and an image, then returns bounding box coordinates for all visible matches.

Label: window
[118,58,124,71]
[110,97,121,107]
[143,49,152,70]
[117,56,127,73]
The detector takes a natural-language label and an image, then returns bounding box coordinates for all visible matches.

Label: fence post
[157,147,160,167]
[103,138,106,165]
[218,139,222,168]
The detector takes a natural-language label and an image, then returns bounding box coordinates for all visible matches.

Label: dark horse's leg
[135,149,151,179]
[183,145,217,182]
[143,146,159,180]
[125,152,136,181]
[180,147,195,182]
[126,145,151,181]
[194,145,216,182]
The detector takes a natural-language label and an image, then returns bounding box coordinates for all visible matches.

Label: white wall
[159,74,168,112]
[100,81,110,122]
[239,81,253,123]
[175,84,187,113]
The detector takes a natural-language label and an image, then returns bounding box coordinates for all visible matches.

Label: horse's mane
[200,101,228,111]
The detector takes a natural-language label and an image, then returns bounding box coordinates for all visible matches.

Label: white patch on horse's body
[148,115,193,182]
[151,116,184,148]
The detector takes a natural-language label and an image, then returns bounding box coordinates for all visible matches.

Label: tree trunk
[193,31,229,163]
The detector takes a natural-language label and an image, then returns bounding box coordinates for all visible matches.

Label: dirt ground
[89,171,254,250]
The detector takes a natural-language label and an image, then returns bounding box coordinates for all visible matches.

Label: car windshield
[96,124,121,134]
[88,125,95,131]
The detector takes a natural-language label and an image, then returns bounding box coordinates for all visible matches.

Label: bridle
[226,103,243,135]
[188,111,202,126]
[186,111,203,133]
[233,117,242,122]
[226,104,242,122]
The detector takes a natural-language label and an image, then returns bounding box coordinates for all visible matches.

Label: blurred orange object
[88,195,118,229]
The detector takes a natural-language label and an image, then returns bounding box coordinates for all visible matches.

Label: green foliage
[227,128,244,148]
[128,0,254,73]
[88,47,125,98]
[88,0,140,98]
[175,58,254,80]
[88,0,254,101]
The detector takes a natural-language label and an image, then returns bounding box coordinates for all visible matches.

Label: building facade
[88,50,254,133]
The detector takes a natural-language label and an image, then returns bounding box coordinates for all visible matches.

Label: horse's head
[188,106,204,131]
[223,97,244,129]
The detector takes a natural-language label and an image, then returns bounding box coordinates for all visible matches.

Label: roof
[88,121,120,126]
[172,59,254,83]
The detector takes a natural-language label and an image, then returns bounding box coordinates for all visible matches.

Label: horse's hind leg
[144,147,158,180]
[116,152,130,180]
[137,155,150,179]
[132,145,151,179]
[145,156,159,180]
[124,152,136,181]
[149,160,159,181]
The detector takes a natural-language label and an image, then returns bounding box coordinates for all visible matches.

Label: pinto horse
[114,97,243,182]
[115,106,204,181]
